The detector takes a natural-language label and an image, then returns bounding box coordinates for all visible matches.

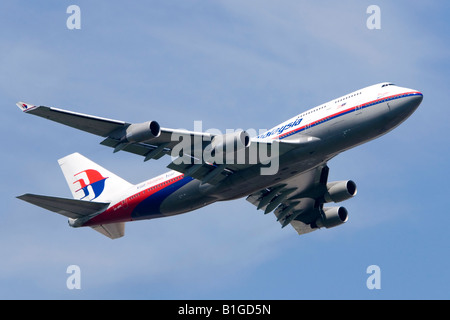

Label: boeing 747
[16,82,423,239]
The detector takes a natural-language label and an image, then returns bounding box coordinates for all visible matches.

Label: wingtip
[16,194,27,200]
[16,101,37,112]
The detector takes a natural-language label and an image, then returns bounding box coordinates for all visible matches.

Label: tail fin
[58,152,133,202]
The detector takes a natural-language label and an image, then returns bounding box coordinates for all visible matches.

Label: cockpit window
[381,83,395,88]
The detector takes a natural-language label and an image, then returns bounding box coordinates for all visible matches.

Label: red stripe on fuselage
[84,174,185,226]
[277,91,421,140]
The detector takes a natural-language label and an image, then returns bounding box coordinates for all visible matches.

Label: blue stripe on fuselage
[131,176,194,220]
[277,92,422,140]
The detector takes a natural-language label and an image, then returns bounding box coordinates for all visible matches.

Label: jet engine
[204,130,251,161]
[124,120,161,143]
[315,206,348,229]
[324,180,357,203]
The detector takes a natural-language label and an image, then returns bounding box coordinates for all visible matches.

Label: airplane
[16,82,423,239]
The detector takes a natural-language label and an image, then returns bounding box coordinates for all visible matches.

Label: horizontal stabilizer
[17,193,109,219]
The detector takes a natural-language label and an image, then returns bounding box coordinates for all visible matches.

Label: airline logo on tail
[73,169,108,201]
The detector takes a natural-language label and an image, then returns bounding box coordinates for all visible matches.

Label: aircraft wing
[16,102,213,161]
[246,164,353,235]
[17,102,310,185]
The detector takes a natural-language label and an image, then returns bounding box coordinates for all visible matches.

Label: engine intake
[315,206,348,229]
[124,120,161,143]
[324,180,357,203]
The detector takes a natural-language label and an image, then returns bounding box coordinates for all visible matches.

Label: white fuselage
[84,83,423,226]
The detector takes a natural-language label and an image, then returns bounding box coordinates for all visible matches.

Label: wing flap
[17,194,109,219]
[246,164,329,235]
[100,137,171,159]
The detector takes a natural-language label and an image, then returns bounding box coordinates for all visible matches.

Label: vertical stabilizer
[58,152,133,203]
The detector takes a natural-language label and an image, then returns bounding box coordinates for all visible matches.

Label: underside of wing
[16,102,323,189]
[17,102,313,186]
[17,102,215,162]
[246,164,357,235]
[165,141,291,185]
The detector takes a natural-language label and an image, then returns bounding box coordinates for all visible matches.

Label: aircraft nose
[408,90,423,110]
[411,90,423,100]
[391,89,423,118]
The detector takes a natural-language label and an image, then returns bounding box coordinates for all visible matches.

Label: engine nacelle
[124,120,161,143]
[324,180,357,203]
[315,206,348,229]
[204,130,251,161]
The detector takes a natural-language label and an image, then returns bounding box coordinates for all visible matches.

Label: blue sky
[1,0,449,299]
